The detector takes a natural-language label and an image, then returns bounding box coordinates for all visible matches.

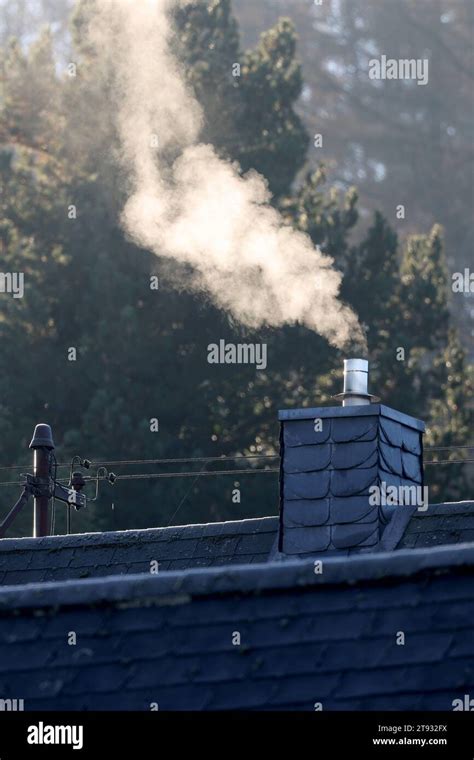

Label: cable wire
[3,459,474,487]
[0,445,471,472]
[114,468,280,481]
[166,461,209,527]
[424,458,474,465]
[90,454,279,467]
[426,445,474,451]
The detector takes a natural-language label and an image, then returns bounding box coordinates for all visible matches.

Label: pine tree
[0,29,61,149]
[426,330,473,502]
[0,0,471,534]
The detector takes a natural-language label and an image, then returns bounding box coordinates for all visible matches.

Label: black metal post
[29,424,55,538]
[33,448,49,537]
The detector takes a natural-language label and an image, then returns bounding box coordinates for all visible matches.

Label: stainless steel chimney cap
[344,358,368,374]
[333,358,380,406]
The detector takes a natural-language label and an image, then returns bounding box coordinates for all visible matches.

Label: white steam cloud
[87,0,365,348]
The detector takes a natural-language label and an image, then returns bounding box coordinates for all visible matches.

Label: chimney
[278,359,425,556]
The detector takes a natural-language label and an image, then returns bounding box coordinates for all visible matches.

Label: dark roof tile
[449,628,474,658]
[380,418,402,448]
[331,416,378,443]
[283,444,331,473]
[332,440,378,469]
[402,450,422,482]
[64,663,130,695]
[340,659,473,699]
[282,499,330,528]
[2,569,46,585]
[379,442,403,476]
[283,419,331,447]
[282,526,331,554]
[0,544,473,710]
[269,672,340,706]
[331,522,378,550]
[284,471,331,500]
[331,498,376,524]
[330,467,377,497]
[0,551,33,571]
[401,426,422,455]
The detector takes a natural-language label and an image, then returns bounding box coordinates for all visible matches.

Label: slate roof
[399,501,474,549]
[1,504,474,587]
[0,544,473,710]
[0,517,278,586]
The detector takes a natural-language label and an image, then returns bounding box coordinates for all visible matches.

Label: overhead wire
[0,445,471,473]
[1,461,474,487]
[0,444,472,489]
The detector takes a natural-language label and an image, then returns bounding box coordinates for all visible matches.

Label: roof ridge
[1,542,473,612]
[0,515,279,552]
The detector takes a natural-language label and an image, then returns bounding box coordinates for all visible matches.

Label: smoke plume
[87,0,365,348]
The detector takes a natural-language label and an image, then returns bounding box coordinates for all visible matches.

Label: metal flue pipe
[334,359,379,406]
[29,423,55,537]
